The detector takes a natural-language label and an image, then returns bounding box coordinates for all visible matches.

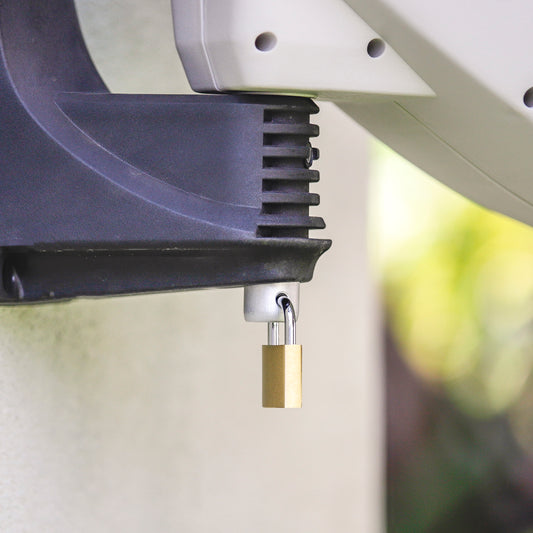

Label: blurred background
[372,144,533,532]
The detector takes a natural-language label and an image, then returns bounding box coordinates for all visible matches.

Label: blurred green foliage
[371,143,533,449]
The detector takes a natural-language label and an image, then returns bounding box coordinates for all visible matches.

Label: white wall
[0,1,383,531]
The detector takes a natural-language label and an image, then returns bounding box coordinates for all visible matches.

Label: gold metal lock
[262,294,302,408]
[263,344,302,408]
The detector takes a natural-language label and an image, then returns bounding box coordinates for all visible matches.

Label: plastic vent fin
[258,101,324,238]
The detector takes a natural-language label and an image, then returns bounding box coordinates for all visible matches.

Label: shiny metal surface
[268,321,280,345]
[262,344,302,408]
[276,294,296,345]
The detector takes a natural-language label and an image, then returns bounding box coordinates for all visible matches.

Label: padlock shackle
[276,294,296,345]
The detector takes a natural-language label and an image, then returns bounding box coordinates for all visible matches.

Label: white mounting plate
[171,0,433,99]
[244,283,300,323]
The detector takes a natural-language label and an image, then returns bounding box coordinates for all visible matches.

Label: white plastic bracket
[171,0,434,100]
[244,283,300,323]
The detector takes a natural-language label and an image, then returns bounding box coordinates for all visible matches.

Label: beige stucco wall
[0,1,383,531]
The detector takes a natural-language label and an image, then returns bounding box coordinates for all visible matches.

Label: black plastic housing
[0,0,330,302]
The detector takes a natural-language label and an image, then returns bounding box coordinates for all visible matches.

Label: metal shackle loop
[276,293,296,345]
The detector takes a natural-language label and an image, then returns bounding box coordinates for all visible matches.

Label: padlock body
[262,345,302,408]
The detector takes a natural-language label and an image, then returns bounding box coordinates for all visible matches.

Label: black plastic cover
[0,0,330,302]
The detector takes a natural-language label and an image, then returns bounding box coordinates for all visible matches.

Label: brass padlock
[262,295,302,408]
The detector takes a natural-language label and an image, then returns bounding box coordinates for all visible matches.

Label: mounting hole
[367,38,386,58]
[255,32,277,52]
[524,87,533,107]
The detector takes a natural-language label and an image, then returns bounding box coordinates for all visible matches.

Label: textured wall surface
[0,1,383,531]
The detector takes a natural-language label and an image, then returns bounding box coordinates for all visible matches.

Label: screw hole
[524,88,533,107]
[367,38,386,58]
[255,32,277,52]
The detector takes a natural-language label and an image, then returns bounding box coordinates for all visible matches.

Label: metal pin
[268,321,280,345]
